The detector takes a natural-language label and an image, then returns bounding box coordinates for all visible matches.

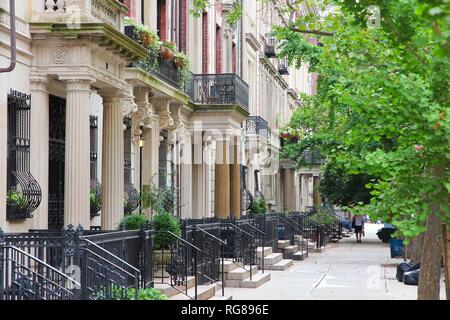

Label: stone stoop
[156,278,231,301]
[220,260,270,289]
[260,244,294,271]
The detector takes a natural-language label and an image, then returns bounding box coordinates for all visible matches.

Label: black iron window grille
[278,58,289,75]
[123,117,140,215]
[6,90,42,220]
[240,166,253,213]
[90,116,102,218]
[264,34,277,58]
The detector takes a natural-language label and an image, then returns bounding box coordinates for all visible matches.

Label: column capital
[30,74,49,92]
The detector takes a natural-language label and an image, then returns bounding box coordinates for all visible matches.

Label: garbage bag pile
[395,262,421,286]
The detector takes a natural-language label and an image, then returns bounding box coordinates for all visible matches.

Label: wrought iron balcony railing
[125,26,189,93]
[245,116,270,140]
[278,59,289,75]
[264,34,277,58]
[302,150,325,164]
[187,73,249,112]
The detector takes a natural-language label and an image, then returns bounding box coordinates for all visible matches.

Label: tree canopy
[276,0,449,240]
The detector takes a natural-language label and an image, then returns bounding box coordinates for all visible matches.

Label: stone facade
[0,0,318,233]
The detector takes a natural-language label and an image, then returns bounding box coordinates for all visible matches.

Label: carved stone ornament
[51,47,68,64]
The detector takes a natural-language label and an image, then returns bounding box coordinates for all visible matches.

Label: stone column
[230,136,241,219]
[214,135,230,219]
[101,93,125,230]
[283,169,295,211]
[30,75,49,230]
[313,175,321,208]
[62,79,92,228]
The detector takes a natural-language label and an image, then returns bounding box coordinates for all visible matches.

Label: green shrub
[153,211,181,249]
[250,197,267,215]
[309,209,339,226]
[95,284,167,300]
[118,214,150,230]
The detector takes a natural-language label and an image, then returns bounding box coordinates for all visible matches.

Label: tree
[275,0,449,299]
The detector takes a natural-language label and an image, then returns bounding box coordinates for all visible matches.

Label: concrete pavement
[226,223,446,300]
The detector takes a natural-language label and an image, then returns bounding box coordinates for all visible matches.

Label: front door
[48,95,66,230]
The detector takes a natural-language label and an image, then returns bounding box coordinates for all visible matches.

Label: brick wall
[216,26,222,74]
[202,12,209,74]
[180,0,188,53]
[158,0,167,40]
[124,0,136,19]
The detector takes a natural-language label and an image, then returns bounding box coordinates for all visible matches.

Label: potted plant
[153,211,181,278]
[124,17,159,49]
[118,213,150,231]
[160,40,177,61]
[6,190,26,208]
[173,51,189,68]
[250,197,268,215]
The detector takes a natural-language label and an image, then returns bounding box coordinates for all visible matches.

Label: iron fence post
[194,247,198,300]
[221,242,224,296]
[0,243,4,300]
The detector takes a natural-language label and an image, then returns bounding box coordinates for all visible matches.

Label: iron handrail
[81,238,140,275]
[191,226,225,297]
[4,245,81,288]
[191,226,226,245]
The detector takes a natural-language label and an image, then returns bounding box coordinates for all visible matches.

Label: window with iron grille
[123,116,140,214]
[6,90,42,220]
[90,115,102,218]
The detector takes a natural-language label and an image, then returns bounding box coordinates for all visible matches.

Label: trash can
[277,224,285,240]
[389,239,404,258]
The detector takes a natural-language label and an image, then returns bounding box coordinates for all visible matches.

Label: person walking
[352,214,365,243]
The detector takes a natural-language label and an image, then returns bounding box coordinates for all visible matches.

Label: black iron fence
[0,226,148,300]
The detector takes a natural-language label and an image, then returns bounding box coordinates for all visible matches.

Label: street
[226,223,446,300]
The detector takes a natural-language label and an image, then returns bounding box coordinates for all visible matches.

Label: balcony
[245,116,270,140]
[302,150,325,165]
[278,59,289,75]
[43,0,128,31]
[264,34,277,58]
[187,74,249,112]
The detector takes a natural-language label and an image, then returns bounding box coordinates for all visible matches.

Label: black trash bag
[403,268,420,286]
[396,262,415,282]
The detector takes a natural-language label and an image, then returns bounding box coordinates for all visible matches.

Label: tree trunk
[411,233,425,264]
[417,211,443,300]
[442,224,450,300]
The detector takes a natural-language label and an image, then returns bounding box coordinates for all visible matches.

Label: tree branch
[290,27,334,36]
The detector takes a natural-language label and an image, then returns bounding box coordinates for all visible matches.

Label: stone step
[330,238,340,243]
[256,246,273,258]
[292,250,308,261]
[262,253,283,266]
[270,259,293,271]
[220,260,239,273]
[277,240,291,249]
[170,283,219,300]
[209,295,233,301]
[227,268,250,280]
[240,271,271,288]
[154,276,196,297]
[282,245,297,254]
[313,247,324,253]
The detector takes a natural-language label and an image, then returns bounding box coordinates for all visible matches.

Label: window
[6,90,41,220]
[123,116,140,214]
[90,115,102,218]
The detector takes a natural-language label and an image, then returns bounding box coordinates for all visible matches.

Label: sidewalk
[226,223,446,300]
